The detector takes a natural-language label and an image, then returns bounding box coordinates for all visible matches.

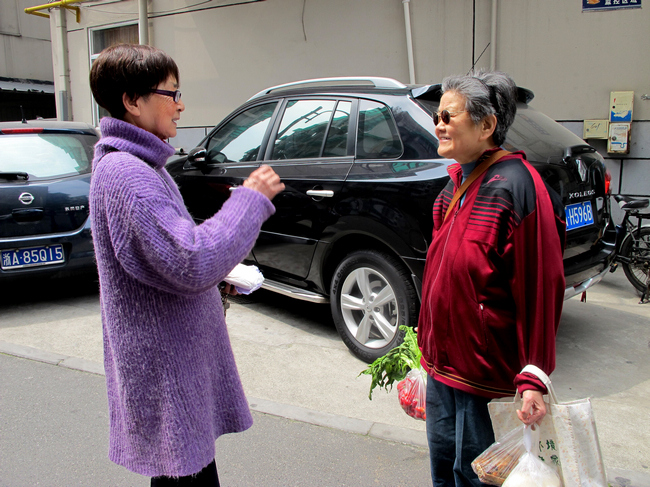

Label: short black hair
[89,44,180,120]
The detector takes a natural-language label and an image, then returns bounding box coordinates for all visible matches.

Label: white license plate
[565,201,594,231]
[1,244,65,270]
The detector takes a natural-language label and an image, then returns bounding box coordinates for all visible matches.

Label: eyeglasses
[149,89,182,103]
[433,110,466,125]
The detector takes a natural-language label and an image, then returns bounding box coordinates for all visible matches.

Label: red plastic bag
[397,367,427,421]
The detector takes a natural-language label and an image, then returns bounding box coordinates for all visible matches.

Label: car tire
[620,226,650,293]
[330,250,418,363]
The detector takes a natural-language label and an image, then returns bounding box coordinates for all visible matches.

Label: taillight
[0,127,44,134]
[605,170,612,195]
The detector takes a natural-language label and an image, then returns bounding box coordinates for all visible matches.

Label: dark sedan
[0,120,98,281]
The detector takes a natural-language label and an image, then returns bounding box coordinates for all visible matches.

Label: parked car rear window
[506,106,585,161]
[206,102,277,163]
[356,100,402,159]
[416,98,584,162]
[0,134,93,178]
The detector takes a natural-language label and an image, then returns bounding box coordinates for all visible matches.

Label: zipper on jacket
[478,303,489,352]
[430,208,458,290]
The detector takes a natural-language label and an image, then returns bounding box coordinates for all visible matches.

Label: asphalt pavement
[0,353,430,487]
[1,269,649,486]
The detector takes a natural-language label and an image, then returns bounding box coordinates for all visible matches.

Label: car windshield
[0,133,94,178]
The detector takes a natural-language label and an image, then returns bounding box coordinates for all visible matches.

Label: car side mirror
[188,147,207,163]
[188,147,226,166]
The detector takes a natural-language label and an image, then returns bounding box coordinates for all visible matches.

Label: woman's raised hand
[242,165,285,201]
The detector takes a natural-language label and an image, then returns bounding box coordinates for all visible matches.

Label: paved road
[1,269,649,486]
[0,354,431,487]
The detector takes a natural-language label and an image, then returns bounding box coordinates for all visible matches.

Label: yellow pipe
[24,0,81,22]
[28,10,51,19]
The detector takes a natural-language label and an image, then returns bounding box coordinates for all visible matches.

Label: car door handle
[306,190,334,198]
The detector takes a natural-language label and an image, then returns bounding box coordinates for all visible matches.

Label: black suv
[167,77,616,362]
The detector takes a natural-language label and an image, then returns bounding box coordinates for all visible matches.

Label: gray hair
[440,70,517,147]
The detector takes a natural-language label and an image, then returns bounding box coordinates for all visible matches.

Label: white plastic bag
[224,264,264,294]
[502,424,561,487]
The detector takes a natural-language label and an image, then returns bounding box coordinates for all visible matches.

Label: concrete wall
[53,0,649,200]
[1,0,53,81]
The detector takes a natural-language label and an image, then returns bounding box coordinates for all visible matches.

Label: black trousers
[151,460,220,487]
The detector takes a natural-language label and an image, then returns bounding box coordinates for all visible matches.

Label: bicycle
[609,195,650,304]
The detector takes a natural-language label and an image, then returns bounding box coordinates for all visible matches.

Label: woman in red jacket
[417,71,566,487]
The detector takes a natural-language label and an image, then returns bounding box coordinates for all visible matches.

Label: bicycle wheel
[620,226,650,293]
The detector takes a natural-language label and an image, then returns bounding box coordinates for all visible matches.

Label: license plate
[565,201,594,231]
[1,244,65,270]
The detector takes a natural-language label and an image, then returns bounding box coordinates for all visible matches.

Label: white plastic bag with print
[502,424,561,487]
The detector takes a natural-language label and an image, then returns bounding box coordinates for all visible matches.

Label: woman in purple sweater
[89,44,284,486]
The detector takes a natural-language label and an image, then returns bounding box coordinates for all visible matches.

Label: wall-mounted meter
[608,91,634,153]
[608,123,631,153]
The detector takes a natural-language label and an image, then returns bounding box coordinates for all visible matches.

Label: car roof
[0,119,98,135]
[248,77,411,101]
[246,76,535,105]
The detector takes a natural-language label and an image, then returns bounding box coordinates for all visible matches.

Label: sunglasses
[433,110,466,125]
[149,89,182,103]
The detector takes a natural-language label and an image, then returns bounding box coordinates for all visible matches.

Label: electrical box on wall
[607,91,634,153]
[610,91,634,122]
[608,123,631,153]
[583,120,609,139]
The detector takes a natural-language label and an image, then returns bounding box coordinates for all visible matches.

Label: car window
[415,98,585,162]
[0,134,93,178]
[322,100,351,157]
[206,102,277,163]
[505,106,586,161]
[272,99,337,160]
[356,100,402,159]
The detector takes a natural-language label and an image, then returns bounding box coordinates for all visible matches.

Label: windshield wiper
[0,172,29,181]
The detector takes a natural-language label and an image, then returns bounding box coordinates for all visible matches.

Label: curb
[0,341,428,450]
[2,341,649,486]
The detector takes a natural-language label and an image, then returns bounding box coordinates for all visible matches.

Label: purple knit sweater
[90,118,274,477]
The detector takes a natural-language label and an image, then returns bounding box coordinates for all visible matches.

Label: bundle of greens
[358,325,422,400]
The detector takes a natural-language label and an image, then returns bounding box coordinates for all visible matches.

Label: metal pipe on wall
[138,0,149,45]
[490,0,497,71]
[50,7,71,121]
[402,0,416,84]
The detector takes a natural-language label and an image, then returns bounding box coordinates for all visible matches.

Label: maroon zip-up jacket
[418,150,566,398]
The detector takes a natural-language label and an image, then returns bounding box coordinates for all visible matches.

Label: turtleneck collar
[94,117,175,170]
[460,161,477,181]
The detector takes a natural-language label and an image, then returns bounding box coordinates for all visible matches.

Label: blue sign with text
[583,0,642,10]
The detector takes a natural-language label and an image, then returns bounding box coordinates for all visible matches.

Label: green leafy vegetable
[358,325,422,400]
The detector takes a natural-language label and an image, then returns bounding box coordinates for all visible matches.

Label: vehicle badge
[576,159,588,182]
[19,192,34,205]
